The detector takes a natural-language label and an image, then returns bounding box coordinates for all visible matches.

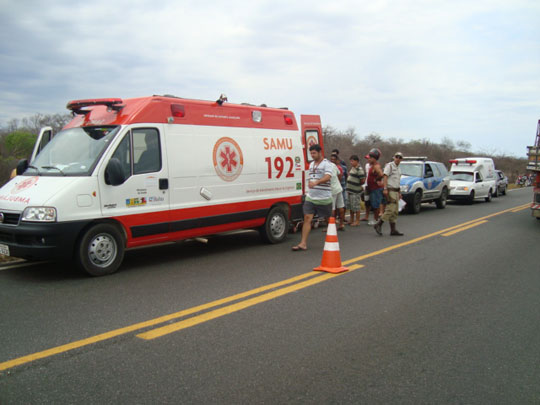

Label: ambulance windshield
[29,126,120,176]
[450,172,474,182]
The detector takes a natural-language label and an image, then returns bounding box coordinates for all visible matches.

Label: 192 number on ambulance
[265,157,294,179]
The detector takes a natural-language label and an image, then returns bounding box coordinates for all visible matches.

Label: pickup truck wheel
[76,223,125,276]
[485,189,492,202]
[407,191,422,214]
[435,187,448,209]
[467,191,475,205]
[260,206,289,244]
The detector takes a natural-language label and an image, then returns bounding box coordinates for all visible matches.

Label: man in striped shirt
[346,155,366,226]
[292,144,333,251]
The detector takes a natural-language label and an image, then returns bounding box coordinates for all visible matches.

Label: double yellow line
[0,265,361,371]
[0,203,529,372]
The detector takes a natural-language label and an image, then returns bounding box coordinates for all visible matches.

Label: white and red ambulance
[0,95,323,275]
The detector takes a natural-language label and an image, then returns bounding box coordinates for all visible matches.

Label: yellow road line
[0,271,317,371]
[0,264,362,371]
[139,264,364,340]
[343,203,526,265]
[138,274,336,339]
[441,220,488,236]
[511,205,531,213]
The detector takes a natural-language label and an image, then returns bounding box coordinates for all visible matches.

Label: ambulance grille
[0,212,21,225]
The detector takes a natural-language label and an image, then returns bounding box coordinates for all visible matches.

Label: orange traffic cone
[314,217,349,273]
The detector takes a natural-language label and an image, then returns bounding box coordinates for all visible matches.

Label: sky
[1,0,539,157]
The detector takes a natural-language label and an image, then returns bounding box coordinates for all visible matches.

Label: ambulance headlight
[22,207,57,222]
[457,186,469,191]
[400,184,409,193]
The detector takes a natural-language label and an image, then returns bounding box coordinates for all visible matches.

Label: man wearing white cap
[375,152,404,236]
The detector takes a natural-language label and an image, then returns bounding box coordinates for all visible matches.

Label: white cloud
[0,0,539,156]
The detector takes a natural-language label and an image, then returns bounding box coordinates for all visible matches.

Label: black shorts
[303,200,332,218]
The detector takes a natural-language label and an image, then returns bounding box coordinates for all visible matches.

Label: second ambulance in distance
[448,157,496,204]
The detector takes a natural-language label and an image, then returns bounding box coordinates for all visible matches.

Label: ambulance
[0,95,324,276]
[448,157,496,203]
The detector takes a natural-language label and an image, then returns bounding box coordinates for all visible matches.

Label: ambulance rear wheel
[260,206,289,244]
[76,223,125,276]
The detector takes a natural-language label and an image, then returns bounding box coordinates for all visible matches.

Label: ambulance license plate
[0,244,9,256]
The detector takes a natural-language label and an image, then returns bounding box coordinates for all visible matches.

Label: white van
[448,157,496,203]
[0,95,324,275]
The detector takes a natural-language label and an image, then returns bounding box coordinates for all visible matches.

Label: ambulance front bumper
[0,220,91,260]
[448,188,472,200]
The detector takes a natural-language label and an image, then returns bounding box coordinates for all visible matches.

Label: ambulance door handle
[159,178,169,190]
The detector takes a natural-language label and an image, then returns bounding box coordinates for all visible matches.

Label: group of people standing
[292,145,404,251]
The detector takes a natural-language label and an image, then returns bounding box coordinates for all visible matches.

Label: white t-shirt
[307,158,333,203]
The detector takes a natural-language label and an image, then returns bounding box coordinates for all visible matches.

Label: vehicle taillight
[171,104,185,118]
[465,159,477,164]
[449,160,458,164]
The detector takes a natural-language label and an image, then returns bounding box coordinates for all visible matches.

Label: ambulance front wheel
[76,223,125,276]
[260,206,289,244]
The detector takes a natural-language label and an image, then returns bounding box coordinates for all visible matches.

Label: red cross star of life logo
[213,137,244,182]
[11,176,39,194]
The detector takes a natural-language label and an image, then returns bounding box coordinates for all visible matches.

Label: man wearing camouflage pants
[374,152,404,236]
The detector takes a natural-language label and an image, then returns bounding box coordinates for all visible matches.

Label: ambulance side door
[30,126,54,163]
[98,126,170,238]
[300,115,323,194]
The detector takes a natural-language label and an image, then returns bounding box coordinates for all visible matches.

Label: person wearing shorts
[292,144,333,251]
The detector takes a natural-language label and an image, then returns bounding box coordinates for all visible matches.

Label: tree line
[323,126,527,182]
[0,113,72,185]
[0,114,528,186]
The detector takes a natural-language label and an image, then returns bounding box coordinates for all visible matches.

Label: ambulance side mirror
[16,159,29,175]
[105,158,126,186]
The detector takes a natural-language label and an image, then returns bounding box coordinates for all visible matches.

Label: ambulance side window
[110,134,132,180]
[133,128,161,174]
[37,130,52,155]
[304,130,319,162]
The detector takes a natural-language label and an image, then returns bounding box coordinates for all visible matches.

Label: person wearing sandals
[330,153,346,231]
[346,155,365,226]
[292,144,333,251]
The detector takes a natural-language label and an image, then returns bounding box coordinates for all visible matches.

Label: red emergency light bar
[66,98,125,115]
[171,104,185,118]
[449,159,477,165]
[284,114,294,125]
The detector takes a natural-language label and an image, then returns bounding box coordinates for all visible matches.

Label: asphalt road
[1,187,539,404]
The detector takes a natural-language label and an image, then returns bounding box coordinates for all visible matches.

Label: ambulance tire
[76,223,125,276]
[260,206,289,244]
[485,189,492,202]
[467,191,475,205]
